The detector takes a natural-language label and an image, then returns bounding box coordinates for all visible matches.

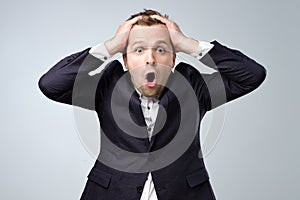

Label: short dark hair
[127,9,169,26]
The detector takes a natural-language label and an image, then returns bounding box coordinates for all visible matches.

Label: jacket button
[137,186,143,193]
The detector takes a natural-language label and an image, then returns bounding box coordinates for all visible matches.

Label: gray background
[1,0,299,199]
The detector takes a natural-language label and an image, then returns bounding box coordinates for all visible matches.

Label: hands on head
[104,14,199,56]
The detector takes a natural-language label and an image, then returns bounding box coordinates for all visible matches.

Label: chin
[139,85,163,98]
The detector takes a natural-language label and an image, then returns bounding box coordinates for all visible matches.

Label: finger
[126,15,143,26]
[150,15,181,34]
[117,16,142,34]
[150,15,171,25]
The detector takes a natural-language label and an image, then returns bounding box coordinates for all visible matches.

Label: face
[123,24,176,97]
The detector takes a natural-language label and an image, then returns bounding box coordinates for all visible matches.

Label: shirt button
[147,106,150,110]
[137,186,143,193]
[147,127,151,132]
[199,53,203,57]
[103,56,107,60]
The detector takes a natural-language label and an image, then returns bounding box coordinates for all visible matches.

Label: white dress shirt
[89,40,213,200]
[138,94,160,200]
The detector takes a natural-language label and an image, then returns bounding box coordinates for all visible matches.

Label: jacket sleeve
[176,40,267,111]
[38,48,105,110]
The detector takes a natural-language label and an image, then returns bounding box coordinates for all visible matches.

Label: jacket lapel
[129,91,147,127]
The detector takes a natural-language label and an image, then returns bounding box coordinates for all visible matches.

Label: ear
[122,54,129,70]
[172,53,176,67]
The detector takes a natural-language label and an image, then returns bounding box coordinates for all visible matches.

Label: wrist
[178,37,199,54]
[104,39,119,56]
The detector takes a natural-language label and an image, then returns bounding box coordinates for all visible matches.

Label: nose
[145,49,156,66]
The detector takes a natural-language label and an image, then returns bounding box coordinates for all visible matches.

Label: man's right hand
[104,16,142,56]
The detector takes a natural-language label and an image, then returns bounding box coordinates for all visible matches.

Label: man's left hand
[151,15,199,54]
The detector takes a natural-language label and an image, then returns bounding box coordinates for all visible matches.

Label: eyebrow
[154,40,169,45]
[130,40,170,48]
[130,41,144,47]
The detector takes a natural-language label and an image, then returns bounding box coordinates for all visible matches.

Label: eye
[157,47,165,53]
[135,47,143,54]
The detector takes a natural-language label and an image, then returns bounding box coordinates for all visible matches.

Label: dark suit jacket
[39,41,266,200]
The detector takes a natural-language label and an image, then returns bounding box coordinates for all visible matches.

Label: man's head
[123,9,176,98]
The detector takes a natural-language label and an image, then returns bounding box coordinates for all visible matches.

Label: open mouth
[146,72,156,87]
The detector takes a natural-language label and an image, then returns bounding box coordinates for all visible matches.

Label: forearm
[176,40,267,111]
[38,48,104,105]
[195,40,267,111]
[201,41,267,96]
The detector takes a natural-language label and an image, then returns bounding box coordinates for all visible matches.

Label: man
[39,9,266,200]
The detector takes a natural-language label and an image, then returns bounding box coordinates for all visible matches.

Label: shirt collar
[135,87,159,102]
